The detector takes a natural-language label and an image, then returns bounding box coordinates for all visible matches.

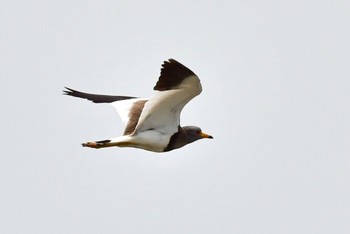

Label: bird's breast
[130,130,172,152]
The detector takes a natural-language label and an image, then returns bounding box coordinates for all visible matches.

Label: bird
[63,59,213,152]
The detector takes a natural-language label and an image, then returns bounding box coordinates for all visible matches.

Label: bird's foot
[82,139,112,148]
[82,141,99,148]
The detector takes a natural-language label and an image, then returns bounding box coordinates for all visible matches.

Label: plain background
[1,0,349,233]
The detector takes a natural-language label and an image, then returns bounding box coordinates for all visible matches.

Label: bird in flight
[63,59,213,152]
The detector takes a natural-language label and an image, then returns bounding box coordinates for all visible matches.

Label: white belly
[128,131,172,152]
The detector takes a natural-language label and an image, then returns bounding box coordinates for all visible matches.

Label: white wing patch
[135,75,202,135]
[110,98,148,126]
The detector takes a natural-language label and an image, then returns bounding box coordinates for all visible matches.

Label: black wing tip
[62,87,77,96]
[154,58,196,91]
[63,86,138,103]
[62,87,71,95]
[161,58,195,76]
[62,87,88,100]
[161,58,180,67]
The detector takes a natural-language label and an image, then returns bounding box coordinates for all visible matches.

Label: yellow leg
[82,139,133,149]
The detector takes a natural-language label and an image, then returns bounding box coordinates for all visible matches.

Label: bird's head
[183,126,213,143]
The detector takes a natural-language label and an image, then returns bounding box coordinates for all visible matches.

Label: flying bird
[63,59,213,152]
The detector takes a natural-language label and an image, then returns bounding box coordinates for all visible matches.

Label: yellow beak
[201,132,213,139]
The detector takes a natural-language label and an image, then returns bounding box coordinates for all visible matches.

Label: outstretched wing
[63,87,146,135]
[110,98,148,135]
[63,87,137,103]
[134,59,202,135]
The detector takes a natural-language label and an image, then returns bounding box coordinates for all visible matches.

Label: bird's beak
[201,132,213,139]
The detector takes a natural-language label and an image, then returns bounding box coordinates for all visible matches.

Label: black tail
[63,87,138,103]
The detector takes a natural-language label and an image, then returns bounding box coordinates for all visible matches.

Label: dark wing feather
[134,59,201,135]
[153,59,197,91]
[63,87,137,103]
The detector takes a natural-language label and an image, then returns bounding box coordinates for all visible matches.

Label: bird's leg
[82,139,112,149]
[82,138,133,149]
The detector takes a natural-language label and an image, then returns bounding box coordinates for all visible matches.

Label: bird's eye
[196,130,201,134]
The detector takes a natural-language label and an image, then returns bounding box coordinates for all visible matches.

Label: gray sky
[1,0,349,233]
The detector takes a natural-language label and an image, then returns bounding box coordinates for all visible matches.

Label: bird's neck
[163,126,188,152]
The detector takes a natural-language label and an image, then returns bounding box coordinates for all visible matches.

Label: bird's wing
[63,87,137,103]
[134,59,202,135]
[63,87,146,135]
[110,98,148,135]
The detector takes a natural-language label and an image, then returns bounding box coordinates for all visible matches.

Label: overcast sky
[1,0,349,233]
